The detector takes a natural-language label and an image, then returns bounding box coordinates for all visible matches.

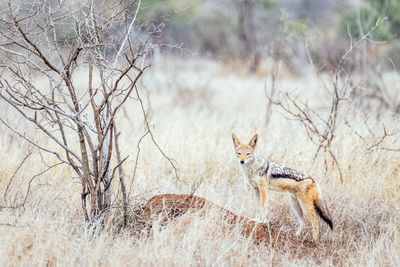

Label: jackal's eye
[237,152,241,156]
[246,152,250,156]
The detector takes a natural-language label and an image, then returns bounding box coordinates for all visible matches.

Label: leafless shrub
[0,0,178,225]
[265,19,388,183]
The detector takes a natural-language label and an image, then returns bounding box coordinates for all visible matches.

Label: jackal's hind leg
[297,195,319,241]
[289,195,305,236]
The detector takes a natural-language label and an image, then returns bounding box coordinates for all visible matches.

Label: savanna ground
[1,55,400,265]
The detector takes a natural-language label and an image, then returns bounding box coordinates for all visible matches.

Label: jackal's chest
[239,165,260,189]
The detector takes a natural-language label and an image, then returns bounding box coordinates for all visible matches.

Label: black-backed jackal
[232,133,333,241]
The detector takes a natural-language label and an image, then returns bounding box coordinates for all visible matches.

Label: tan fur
[232,133,333,241]
[258,178,268,219]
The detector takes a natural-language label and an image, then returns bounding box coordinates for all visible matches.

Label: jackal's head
[232,133,258,166]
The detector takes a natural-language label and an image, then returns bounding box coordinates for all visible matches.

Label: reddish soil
[137,194,323,258]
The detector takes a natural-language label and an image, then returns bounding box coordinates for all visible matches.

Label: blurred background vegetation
[15,0,398,74]
[133,0,400,73]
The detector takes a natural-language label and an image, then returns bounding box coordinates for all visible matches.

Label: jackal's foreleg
[254,186,261,207]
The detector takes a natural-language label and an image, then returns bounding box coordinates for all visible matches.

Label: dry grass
[1,56,399,266]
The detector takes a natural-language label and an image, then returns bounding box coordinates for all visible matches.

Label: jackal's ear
[248,134,258,149]
[232,132,242,148]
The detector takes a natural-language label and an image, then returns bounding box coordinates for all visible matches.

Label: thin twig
[128,130,150,199]
[1,162,64,209]
[113,125,129,227]
[135,85,182,183]
[3,149,33,204]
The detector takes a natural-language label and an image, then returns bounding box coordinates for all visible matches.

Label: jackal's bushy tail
[315,195,333,230]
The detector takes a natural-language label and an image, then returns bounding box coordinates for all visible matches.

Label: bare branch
[113,125,129,227]
[0,117,75,167]
[1,161,64,209]
[128,130,150,198]
[3,149,33,205]
[135,85,182,183]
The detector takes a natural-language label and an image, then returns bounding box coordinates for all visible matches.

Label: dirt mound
[137,194,320,256]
